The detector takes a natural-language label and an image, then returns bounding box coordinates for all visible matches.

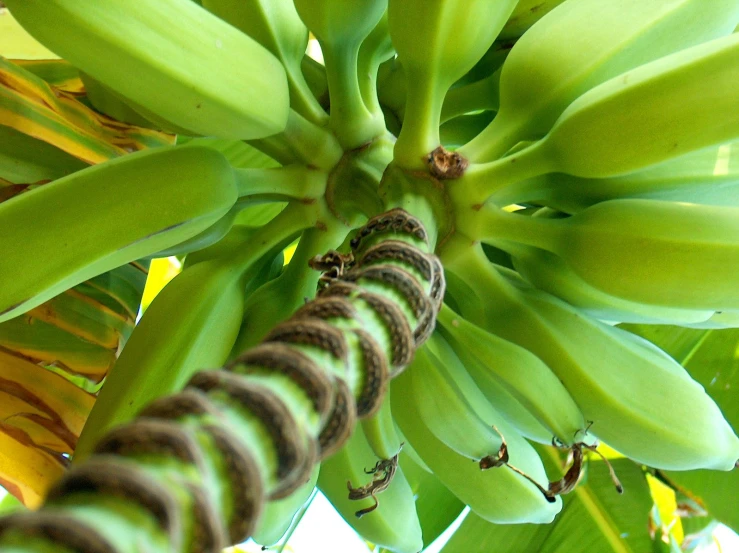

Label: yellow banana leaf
[11,58,84,95]
[0,56,174,165]
[0,262,148,506]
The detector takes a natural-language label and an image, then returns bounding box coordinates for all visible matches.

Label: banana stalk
[0,208,443,553]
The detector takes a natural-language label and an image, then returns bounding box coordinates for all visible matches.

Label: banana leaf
[0,56,174,165]
[10,58,83,94]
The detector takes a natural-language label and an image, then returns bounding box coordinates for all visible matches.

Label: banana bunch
[3,0,739,551]
[460,0,739,162]
[442,245,739,472]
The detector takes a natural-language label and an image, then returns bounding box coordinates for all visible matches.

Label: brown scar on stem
[426,146,469,180]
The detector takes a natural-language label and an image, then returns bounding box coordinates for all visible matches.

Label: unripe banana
[459,32,739,205]
[441,330,555,445]
[293,0,387,147]
[445,246,739,470]
[436,304,587,445]
[252,465,319,547]
[392,366,562,524]
[202,0,327,126]
[409,343,505,462]
[480,200,739,311]
[684,310,739,330]
[510,244,716,325]
[462,0,739,162]
[5,0,289,139]
[0,146,238,323]
[387,0,518,167]
[498,0,568,40]
[317,422,423,553]
[398,451,465,549]
[361,386,404,460]
[0,125,87,184]
[357,11,395,118]
[522,141,739,213]
[79,72,161,129]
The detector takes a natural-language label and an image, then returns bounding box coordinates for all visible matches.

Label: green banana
[317,422,423,553]
[458,32,739,205]
[387,0,518,168]
[398,451,465,550]
[684,310,739,330]
[409,342,506,462]
[461,0,739,162]
[252,465,319,547]
[440,68,501,124]
[445,245,739,470]
[5,0,290,139]
[509,244,716,325]
[357,11,395,119]
[498,0,568,40]
[392,365,562,524]
[519,141,739,213]
[441,330,555,445]
[74,213,299,462]
[201,0,327,126]
[293,0,387,148]
[79,72,162,129]
[436,304,587,445]
[361,386,404,461]
[229,219,349,355]
[474,200,739,311]
[0,146,238,323]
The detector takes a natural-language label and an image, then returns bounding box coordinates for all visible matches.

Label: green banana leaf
[439,456,654,553]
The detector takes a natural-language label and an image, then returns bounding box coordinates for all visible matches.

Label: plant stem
[0,207,443,553]
[233,165,328,202]
[322,41,384,149]
[450,139,553,207]
[393,69,445,170]
[248,110,343,170]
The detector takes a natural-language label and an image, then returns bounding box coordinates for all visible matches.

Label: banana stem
[322,41,384,149]
[248,110,343,170]
[0,208,442,553]
[393,71,446,170]
[441,241,516,322]
[301,55,330,110]
[230,202,319,268]
[451,139,553,207]
[458,110,528,163]
[284,59,330,127]
[233,165,328,202]
[464,204,559,253]
[440,71,501,124]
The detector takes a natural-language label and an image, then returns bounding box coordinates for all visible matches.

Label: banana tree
[1,1,739,553]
